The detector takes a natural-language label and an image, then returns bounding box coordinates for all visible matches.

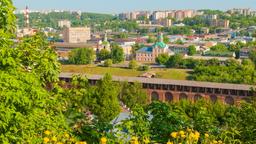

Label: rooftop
[137,46,153,53]
[59,72,255,91]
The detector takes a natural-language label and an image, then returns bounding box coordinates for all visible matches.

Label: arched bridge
[59,73,255,105]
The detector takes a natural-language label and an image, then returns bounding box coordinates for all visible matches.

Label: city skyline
[13,0,256,14]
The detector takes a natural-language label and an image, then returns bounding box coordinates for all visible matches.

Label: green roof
[153,42,167,49]
[152,33,167,49]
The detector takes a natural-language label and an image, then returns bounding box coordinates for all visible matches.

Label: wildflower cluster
[42,130,86,144]
[168,128,223,144]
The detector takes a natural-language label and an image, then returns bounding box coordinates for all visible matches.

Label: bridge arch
[151,91,159,101]
[225,96,234,105]
[241,97,251,103]
[179,93,188,101]
[210,95,218,103]
[194,94,203,102]
[165,92,173,102]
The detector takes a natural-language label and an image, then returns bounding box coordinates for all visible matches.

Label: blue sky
[13,0,256,14]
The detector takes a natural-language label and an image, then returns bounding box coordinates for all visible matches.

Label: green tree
[147,36,156,43]
[174,39,184,44]
[166,54,183,68]
[116,106,150,143]
[0,0,16,33]
[119,82,148,109]
[210,44,228,52]
[0,2,71,142]
[156,53,170,65]
[111,44,124,64]
[163,35,169,43]
[103,59,112,67]
[249,49,256,66]
[97,49,111,61]
[69,48,95,64]
[188,45,197,56]
[132,43,144,58]
[17,33,60,84]
[90,73,120,122]
[128,60,138,69]
[138,65,150,71]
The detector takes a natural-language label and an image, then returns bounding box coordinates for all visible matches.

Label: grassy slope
[61,65,191,80]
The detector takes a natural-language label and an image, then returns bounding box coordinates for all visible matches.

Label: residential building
[154,18,172,27]
[229,8,251,16]
[62,27,91,43]
[209,19,230,28]
[136,33,173,63]
[175,10,184,21]
[115,38,136,60]
[152,11,169,20]
[97,33,111,51]
[201,27,210,34]
[240,47,255,59]
[204,14,218,20]
[17,28,37,37]
[169,44,200,54]
[58,20,71,28]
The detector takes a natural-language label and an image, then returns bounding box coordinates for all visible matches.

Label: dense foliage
[68,48,95,64]
[0,4,71,143]
[156,53,256,84]
[2,1,256,143]
[192,59,256,84]
[110,43,125,63]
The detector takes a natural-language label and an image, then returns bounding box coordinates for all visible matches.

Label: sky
[13,0,256,14]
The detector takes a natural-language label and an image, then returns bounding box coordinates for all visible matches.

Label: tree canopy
[69,48,95,64]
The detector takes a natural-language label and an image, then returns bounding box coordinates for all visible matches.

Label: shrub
[103,59,112,67]
[128,60,138,69]
[138,65,150,71]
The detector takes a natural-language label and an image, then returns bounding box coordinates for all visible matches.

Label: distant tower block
[24,6,29,28]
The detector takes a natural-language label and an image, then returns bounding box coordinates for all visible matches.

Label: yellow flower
[167,141,173,144]
[70,138,76,142]
[100,137,107,144]
[213,140,218,144]
[56,142,63,144]
[189,133,194,139]
[44,130,51,135]
[218,140,223,144]
[179,130,185,135]
[181,134,186,138]
[143,137,150,144]
[43,137,50,143]
[79,142,87,144]
[186,128,192,132]
[194,131,200,140]
[171,132,178,138]
[205,133,209,138]
[64,133,70,138]
[131,136,139,144]
[52,136,57,142]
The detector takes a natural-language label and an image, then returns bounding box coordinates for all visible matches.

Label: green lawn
[61,65,191,80]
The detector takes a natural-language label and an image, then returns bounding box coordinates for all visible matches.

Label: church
[136,33,173,63]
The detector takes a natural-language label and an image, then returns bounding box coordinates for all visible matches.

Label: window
[151,91,159,101]
[225,96,234,105]
[210,95,217,103]
[165,92,173,102]
[194,94,203,102]
[179,93,188,100]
